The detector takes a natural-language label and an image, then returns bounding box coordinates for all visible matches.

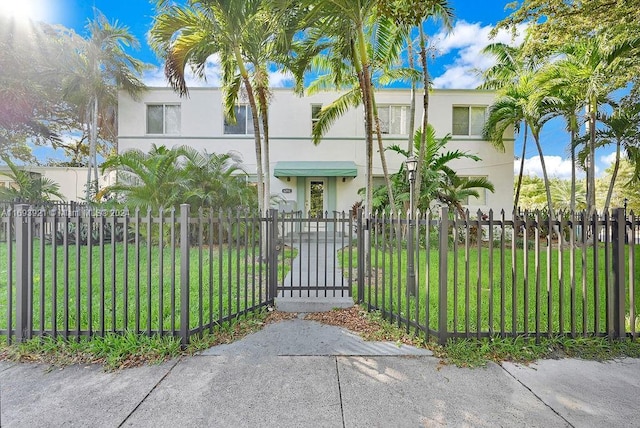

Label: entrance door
[306,178,326,230]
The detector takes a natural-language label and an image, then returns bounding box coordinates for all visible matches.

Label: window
[378,105,410,135]
[224,105,255,135]
[459,176,488,205]
[452,106,487,136]
[147,104,180,134]
[311,104,322,131]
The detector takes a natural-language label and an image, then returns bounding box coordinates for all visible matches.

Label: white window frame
[378,105,410,135]
[146,104,181,135]
[311,104,322,132]
[224,105,255,135]
[452,105,487,137]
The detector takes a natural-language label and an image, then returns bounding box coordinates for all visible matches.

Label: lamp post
[405,156,418,297]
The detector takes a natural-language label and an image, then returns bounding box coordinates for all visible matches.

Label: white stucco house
[0,166,114,202]
[117,87,514,215]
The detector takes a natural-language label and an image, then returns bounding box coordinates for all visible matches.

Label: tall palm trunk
[587,98,597,217]
[407,40,416,155]
[570,127,576,213]
[234,50,264,213]
[356,27,374,214]
[603,140,621,213]
[257,86,271,212]
[85,96,99,202]
[414,24,429,213]
[371,92,395,214]
[533,131,555,221]
[514,122,528,210]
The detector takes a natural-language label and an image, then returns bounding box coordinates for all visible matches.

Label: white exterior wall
[0,166,115,202]
[118,87,514,214]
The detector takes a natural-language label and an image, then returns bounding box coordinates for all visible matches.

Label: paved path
[2,317,639,427]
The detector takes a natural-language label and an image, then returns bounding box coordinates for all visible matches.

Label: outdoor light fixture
[405,156,418,182]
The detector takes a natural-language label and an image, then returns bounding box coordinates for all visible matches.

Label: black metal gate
[267,210,358,300]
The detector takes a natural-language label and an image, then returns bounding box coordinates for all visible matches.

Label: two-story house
[118,88,514,215]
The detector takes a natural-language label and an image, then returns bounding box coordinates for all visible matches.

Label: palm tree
[386,126,494,218]
[551,35,640,216]
[99,145,188,211]
[376,0,454,212]
[597,100,640,212]
[484,73,556,217]
[181,147,256,211]
[479,42,535,210]
[63,10,147,203]
[0,156,65,202]
[150,0,297,213]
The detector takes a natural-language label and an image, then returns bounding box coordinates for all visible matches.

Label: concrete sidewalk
[1,317,639,427]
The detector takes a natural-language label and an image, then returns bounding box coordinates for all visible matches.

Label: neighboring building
[0,166,114,202]
[118,87,514,215]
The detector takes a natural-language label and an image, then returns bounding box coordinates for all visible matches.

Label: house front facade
[118,87,514,215]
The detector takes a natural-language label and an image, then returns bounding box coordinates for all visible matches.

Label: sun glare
[0,0,51,22]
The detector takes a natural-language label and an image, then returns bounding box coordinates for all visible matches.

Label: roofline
[124,86,495,94]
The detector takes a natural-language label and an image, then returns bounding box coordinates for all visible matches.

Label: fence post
[356,208,365,303]
[438,207,449,345]
[611,208,626,339]
[267,209,278,302]
[180,204,190,347]
[15,204,31,343]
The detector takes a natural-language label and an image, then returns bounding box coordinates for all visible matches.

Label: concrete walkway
[2,317,639,427]
[276,236,353,312]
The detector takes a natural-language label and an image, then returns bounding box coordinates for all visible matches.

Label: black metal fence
[359,208,639,344]
[1,204,275,346]
[2,202,638,347]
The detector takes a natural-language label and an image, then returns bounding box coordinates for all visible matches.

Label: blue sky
[1,0,618,178]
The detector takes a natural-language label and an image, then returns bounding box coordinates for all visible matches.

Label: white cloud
[432,21,527,89]
[515,155,587,180]
[143,54,292,88]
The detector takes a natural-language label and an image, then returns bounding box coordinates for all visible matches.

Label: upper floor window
[311,104,322,131]
[147,104,180,135]
[378,105,410,135]
[452,106,487,136]
[224,105,255,135]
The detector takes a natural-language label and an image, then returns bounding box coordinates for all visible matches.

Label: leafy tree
[377,0,454,212]
[384,126,494,217]
[99,145,189,211]
[181,147,256,211]
[150,0,296,213]
[596,99,640,212]
[0,156,65,202]
[63,11,147,203]
[0,16,79,161]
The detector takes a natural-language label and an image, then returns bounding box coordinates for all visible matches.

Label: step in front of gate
[274,296,354,313]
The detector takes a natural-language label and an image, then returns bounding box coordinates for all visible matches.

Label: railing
[359,208,639,344]
[1,204,274,346]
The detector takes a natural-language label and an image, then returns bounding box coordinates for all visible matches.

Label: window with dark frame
[224,105,255,135]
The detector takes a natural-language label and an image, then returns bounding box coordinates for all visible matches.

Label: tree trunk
[570,127,576,213]
[533,132,555,222]
[414,24,429,213]
[235,50,264,213]
[603,140,621,213]
[514,122,528,210]
[587,99,597,217]
[407,39,416,155]
[371,92,395,214]
[257,86,271,212]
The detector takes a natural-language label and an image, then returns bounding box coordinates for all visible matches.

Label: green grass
[342,241,640,337]
[0,241,296,338]
[0,309,272,371]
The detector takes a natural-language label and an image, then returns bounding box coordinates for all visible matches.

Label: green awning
[273,161,358,178]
